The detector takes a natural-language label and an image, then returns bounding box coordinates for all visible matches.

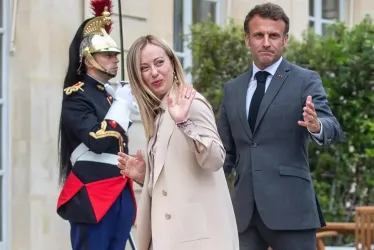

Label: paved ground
[125,227,138,249]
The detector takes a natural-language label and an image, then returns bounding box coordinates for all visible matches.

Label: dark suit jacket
[217,58,343,233]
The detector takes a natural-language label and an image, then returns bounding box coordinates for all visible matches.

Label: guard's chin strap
[78,51,117,78]
[97,67,116,78]
[87,58,116,78]
[82,49,116,78]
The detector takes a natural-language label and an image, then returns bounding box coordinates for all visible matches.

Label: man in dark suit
[217,2,343,249]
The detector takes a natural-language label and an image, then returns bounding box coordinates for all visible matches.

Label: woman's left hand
[168,84,196,123]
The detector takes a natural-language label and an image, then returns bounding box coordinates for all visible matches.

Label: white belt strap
[70,143,89,165]
[70,143,118,166]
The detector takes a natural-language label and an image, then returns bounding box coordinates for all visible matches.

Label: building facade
[2,0,373,249]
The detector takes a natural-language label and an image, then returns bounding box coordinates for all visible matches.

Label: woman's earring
[173,72,179,83]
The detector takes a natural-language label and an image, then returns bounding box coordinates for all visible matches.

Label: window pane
[0,106,1,170]
[0,0,2,27]
[173,0,184,52]
[309,20,314,29]
[177,56,184,68]
[193,0,216,23]
[309,0,314,16]
[322,0,339,19]
[322,23,330,35]
[0,35,2,98]
[0,176,2,241]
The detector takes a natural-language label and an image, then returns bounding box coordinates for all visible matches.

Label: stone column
[10,0,83,249]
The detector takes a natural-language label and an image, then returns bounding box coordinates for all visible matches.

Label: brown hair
[243,2,289,35]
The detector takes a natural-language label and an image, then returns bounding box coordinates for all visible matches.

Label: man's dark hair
[243,2,289,35]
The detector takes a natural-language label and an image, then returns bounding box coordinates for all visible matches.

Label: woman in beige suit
[117,35,239,250]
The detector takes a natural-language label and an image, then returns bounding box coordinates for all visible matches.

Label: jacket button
[165,213,171,219]
[162,190,167,196]
[252,143,258,148]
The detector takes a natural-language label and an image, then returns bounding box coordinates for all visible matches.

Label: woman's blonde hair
[126,35,186,139]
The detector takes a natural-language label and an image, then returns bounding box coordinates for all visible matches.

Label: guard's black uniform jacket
[57,74,137,224]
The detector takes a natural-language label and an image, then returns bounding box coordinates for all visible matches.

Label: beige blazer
[136,92,239,250]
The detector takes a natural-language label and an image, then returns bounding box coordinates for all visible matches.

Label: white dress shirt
[246,57,323,140]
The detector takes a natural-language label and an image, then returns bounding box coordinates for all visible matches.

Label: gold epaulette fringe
[64,82,85,95]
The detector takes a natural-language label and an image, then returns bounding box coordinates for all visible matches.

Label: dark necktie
[248,71,270,131]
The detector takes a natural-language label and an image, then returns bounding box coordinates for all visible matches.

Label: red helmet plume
[90,0,113,34]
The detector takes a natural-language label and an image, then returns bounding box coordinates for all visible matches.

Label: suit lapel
[254,59,291,131]
[237,70,253,139]
[152,110,175,188]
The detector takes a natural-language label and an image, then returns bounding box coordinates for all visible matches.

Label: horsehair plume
[90,0,114,34]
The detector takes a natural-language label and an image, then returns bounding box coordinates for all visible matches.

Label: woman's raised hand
[118,149,146,183]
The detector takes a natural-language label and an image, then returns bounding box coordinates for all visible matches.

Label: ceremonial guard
[56,0,138,249]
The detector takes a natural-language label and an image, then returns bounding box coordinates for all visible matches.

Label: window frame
[309,0,346,35]
[174,0,221,83]
[0,0,11,248]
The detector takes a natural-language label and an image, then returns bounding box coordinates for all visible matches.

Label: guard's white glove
[115,81,140,115]
[103,83,137,132]
[105,82,140,115]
